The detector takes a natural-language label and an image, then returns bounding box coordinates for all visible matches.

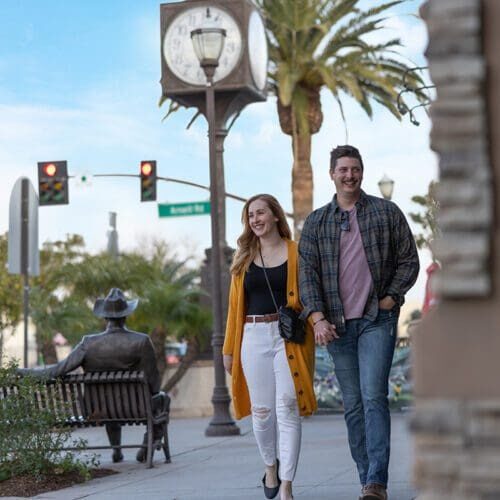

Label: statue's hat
[93,288,138,318]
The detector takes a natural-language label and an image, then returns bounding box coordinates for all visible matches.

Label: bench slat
[128,381,140,420]
[105,372,117,420]
[67,381,81,423]
[97,373,108,420]
[113,373,124,418]
[137,383,147,419]
[76,381,87,422]
[121,373,132,419]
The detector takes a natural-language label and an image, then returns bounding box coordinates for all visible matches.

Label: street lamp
[191,15,240,437]
[378,174,395,200]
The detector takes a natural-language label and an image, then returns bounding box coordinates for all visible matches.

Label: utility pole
[107,212,119,259]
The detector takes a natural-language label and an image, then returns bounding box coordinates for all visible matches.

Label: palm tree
[68,242,211,390]
[128,258,211,391]
[256,0,424,237]
[29,291,97,364]
[30,235,97,363]
[130,279,211,391]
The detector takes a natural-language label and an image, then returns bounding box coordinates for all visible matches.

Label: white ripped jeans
[241,320,302,481]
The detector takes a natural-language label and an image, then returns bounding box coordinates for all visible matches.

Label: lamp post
[378,174,395,200]
[191,17,240,437]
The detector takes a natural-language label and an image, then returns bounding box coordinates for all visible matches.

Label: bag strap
[258,247,280,314]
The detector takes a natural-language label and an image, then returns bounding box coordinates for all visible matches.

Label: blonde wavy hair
[230,194,291,275]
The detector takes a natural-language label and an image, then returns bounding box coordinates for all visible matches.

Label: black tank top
[244,261,287,315]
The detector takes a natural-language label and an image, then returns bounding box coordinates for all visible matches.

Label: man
[18,288,168,463]
[299,145,419,500]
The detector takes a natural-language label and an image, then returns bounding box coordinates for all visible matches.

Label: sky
[0,0,436,305]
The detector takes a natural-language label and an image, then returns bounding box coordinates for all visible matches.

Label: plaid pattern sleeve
[385,203,420,301]
[298,212,326,320]
[354,194,420,311]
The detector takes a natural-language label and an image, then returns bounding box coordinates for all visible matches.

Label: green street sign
[158,201,211,218]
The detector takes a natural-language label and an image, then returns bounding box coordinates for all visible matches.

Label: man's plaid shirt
[298,190,419,335]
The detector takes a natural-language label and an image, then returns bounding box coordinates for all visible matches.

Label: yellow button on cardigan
[223,240,317,420]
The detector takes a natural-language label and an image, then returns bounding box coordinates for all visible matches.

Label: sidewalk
[16,413,416,500]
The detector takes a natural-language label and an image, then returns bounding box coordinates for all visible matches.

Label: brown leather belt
[245,313,279,324]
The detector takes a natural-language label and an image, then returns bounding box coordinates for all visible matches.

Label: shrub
[0,361,98,481]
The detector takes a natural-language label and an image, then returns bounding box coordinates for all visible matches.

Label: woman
[223,194,317,500]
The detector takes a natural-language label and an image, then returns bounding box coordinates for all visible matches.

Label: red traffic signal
[43,163,57,177]
[140,161,157,202]
[37,161,69,206]
[141,162,153,177]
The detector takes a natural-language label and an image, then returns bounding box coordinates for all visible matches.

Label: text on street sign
[158,201,211,217]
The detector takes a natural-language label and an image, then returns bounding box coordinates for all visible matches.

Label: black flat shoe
[262,459,281,499]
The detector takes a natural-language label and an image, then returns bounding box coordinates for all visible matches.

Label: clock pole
[191,25,240,437]
[161,0,268,435]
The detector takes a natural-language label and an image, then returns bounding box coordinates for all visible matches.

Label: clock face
[248,11,268,91]
[163,6,243,86]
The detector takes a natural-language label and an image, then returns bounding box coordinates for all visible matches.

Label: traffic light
[140,161,157,202]
[37,161,69,206]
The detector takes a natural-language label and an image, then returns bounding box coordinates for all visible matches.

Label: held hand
[379,296,396,310]
[313,319,339,346]
[223,354,233,375]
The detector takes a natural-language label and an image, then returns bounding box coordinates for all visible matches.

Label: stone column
[413,1,500,498]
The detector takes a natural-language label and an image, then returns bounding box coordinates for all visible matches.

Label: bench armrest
[152,391,170,416]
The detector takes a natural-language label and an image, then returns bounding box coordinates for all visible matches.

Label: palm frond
[319,0,360,26]
[332,92,349,143]
[161,100,183,122]
[261,0,417,129]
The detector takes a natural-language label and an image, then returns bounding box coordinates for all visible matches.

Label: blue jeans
[327,308,398,487]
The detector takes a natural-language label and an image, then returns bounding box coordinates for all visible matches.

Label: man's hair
[330,145,364,171]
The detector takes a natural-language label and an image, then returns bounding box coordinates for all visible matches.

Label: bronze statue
[18,288,168,463]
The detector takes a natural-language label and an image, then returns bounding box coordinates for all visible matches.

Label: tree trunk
[277,88,323,136]
[161,336,200,393]
[291,133,314,239]
[150,325,167,381]
[276,88,323,239]
[39,337,58,365]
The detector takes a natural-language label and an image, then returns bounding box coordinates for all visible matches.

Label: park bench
[1,370,170,469]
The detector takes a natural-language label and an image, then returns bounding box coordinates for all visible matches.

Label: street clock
[160,0,268,108]
[163,6,243,86]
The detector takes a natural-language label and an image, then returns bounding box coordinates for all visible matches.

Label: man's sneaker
[362,483,387,500]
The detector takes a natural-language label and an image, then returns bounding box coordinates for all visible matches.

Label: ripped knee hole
[251,405,271,420]
[279,393,297,409]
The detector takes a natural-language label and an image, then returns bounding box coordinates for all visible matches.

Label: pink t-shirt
[338,207,373,320]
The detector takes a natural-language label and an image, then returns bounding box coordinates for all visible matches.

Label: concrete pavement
[15,412,416,500]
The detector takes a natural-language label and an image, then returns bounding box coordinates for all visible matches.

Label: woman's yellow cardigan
[223,239,317,420]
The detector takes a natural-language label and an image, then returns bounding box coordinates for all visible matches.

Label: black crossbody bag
[258,248,305,344]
